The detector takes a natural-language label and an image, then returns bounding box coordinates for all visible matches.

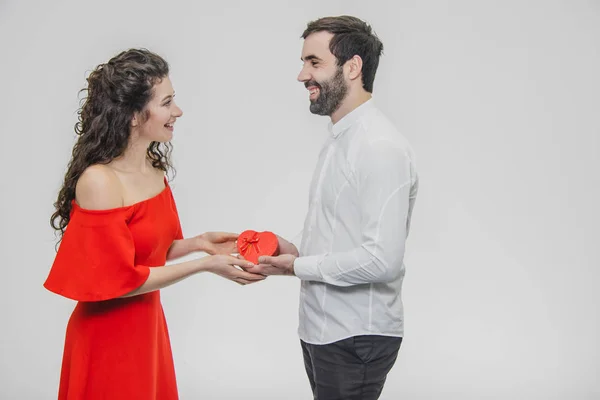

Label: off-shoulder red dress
[44,177,183,399]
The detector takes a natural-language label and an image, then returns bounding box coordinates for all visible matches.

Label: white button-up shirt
[293,99,419,345]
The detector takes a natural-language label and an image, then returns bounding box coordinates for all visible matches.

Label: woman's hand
[204,254,266,286]
[196,232,239,255]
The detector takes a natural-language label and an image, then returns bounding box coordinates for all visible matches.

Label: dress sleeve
[169,189,184,241]
[43,205,150,302]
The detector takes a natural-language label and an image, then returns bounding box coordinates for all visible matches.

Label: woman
[43,48,261,399]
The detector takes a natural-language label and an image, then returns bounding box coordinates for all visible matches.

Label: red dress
[44,178,183,400]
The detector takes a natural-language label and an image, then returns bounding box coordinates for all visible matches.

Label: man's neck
[330,91,372,125]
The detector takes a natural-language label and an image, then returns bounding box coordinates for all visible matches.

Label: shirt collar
[328,98,376,139]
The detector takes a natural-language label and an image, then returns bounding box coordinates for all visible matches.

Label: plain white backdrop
[1,0,599,399]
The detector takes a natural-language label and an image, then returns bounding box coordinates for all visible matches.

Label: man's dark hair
[302,16,384,93]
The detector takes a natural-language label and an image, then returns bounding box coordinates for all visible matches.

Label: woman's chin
[153,133,173,143]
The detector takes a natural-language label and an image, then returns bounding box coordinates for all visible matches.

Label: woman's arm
[120,254,261,297]
[75,168,262,298]
[167,232,240,261]
[166,238,202,260]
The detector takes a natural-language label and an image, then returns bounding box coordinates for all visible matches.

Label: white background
[1,0,599,399]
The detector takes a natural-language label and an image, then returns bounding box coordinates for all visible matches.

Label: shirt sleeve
[43,205,151,301]
[293,140,413,286]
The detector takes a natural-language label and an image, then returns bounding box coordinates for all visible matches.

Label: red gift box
[237,230,280,264]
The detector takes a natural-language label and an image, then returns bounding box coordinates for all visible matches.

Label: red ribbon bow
[239,233,261,254]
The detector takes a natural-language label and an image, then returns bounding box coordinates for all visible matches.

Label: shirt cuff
[293,255,322,281]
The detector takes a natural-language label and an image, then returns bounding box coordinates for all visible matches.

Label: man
[246,15,419,399]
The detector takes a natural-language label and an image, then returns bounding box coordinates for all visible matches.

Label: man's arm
[292,140,413,287]
[277,232,301,257]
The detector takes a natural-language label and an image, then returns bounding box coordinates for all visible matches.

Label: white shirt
[293,99,419,345]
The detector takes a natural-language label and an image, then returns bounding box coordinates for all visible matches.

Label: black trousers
[301,335,402,400]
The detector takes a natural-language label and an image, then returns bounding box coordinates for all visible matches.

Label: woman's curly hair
[51,48,174,241]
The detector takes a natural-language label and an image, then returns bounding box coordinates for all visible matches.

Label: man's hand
[195,232,239,255]
[275,235,300,257]
[242,254,297,276]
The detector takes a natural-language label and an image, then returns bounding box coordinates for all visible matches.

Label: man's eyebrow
[302,55,323,62]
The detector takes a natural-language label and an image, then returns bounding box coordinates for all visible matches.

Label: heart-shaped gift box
[237,230,280,264]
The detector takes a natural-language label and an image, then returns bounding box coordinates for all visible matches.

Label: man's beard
[307,67,348,116]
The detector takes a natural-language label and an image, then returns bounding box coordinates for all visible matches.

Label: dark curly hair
[51,48,174,241]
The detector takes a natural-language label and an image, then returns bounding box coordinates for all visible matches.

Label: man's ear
[347,55,363,81]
